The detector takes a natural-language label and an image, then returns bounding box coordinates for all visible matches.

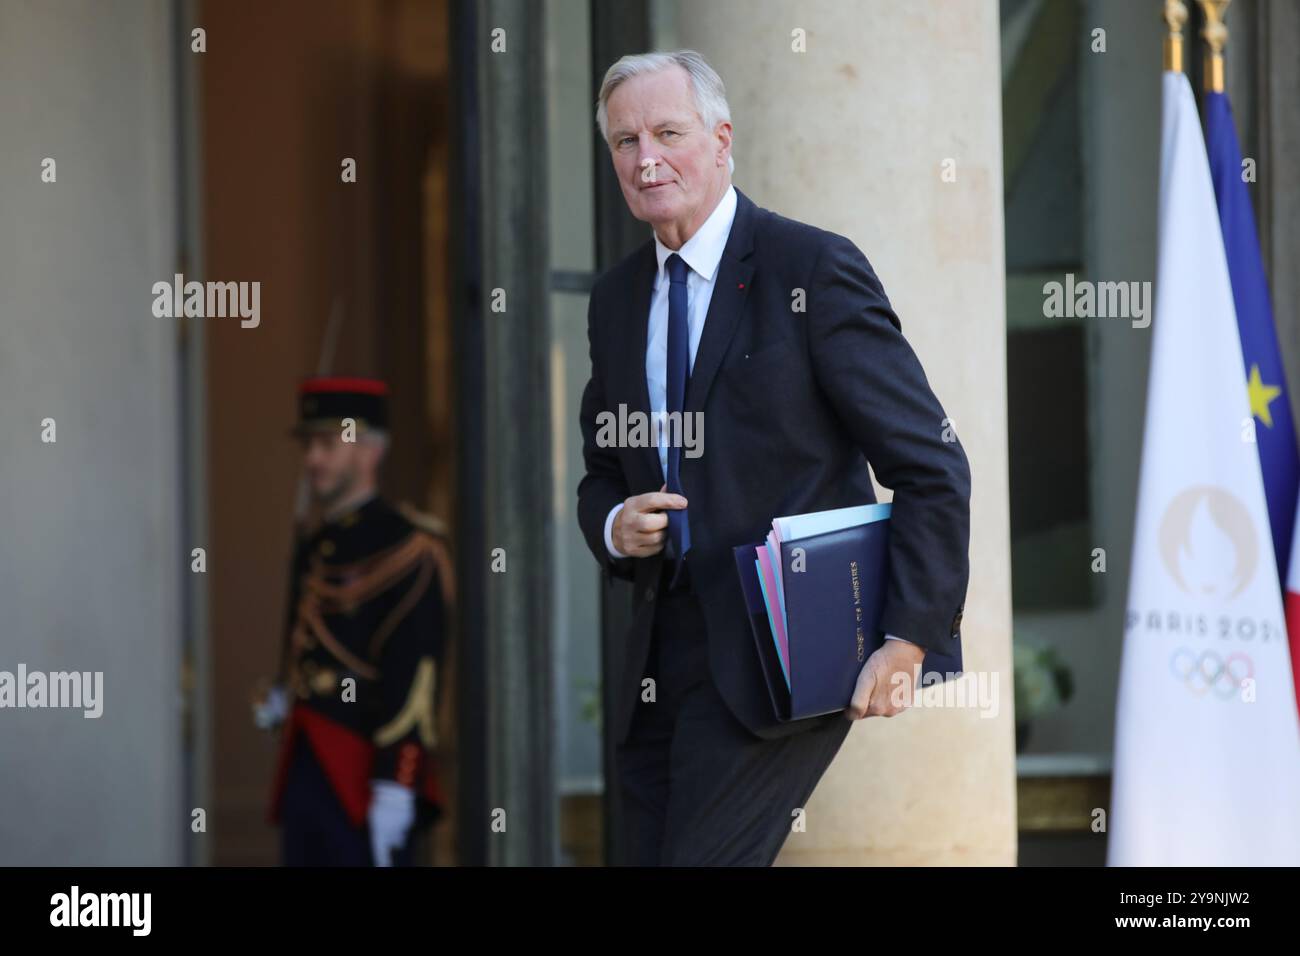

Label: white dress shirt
[598,184,913,647]
[603,184,736,557]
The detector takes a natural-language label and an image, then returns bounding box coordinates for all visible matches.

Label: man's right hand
[611,484,688,558]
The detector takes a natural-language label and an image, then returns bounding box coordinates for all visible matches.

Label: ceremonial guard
[256,377,452,866]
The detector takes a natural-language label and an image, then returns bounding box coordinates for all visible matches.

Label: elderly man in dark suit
[577,50,971,865]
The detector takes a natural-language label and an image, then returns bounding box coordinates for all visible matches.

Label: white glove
[252,684,289,730]
[368,780,416,867]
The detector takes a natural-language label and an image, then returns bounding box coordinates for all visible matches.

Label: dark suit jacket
[577,187,971,746]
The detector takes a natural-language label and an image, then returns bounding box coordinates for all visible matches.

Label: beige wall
[666,0,1017,864]
[0,0,183,865]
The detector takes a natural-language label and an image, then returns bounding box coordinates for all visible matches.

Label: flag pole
[1164,0,1188,72]
[1199,1,1231,93]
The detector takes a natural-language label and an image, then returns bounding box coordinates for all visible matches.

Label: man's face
[605,66,731,235]
[300,430,375,507]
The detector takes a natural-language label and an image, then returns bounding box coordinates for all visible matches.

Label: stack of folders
[732,503,963,722]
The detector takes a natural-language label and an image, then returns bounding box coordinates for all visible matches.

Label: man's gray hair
[596,50,734,173]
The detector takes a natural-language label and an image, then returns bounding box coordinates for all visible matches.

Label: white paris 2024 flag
[1108,72,1300,865]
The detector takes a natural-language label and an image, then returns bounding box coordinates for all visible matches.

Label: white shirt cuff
[884,633,916,645]
[604,503,628,559]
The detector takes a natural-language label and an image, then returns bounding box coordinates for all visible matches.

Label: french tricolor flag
[1288,501,1300,709]
[1108,69,1300,866]
[1205,85,1300,714]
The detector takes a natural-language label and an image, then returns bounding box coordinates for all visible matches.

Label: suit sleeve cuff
[604,503,628,559]
[884,633,917,645]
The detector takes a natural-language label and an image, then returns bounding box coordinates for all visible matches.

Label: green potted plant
[1013,639,1074,752]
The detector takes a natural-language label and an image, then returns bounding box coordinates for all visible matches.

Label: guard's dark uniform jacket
[269,495,451,832]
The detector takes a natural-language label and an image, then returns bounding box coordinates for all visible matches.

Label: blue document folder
[733,514,963,722]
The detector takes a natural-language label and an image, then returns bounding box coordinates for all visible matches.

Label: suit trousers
[616,563,854,865]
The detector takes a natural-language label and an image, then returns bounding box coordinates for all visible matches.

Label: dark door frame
[452,0,655,867]
[452,0,557,867]
[590,0,653,868]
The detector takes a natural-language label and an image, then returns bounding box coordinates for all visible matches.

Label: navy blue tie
[665,253,691,566]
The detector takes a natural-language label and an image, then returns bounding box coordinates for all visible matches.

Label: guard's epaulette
[396,501,456,607]
[396,501,449,539]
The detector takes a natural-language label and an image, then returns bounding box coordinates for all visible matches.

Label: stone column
[668,0,1016,865]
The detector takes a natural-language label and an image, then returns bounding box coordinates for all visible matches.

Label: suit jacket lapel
[619,188,758,485]
[626,242,664,484]
[685,187,757,415]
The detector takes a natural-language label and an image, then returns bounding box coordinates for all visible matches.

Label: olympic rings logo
[1169,648,1253,699]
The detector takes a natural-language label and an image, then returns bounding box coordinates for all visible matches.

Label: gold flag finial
[1164,0,1189,72]
[1199,1,1232,92]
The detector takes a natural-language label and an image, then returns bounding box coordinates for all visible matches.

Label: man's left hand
[845,640,926,721]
